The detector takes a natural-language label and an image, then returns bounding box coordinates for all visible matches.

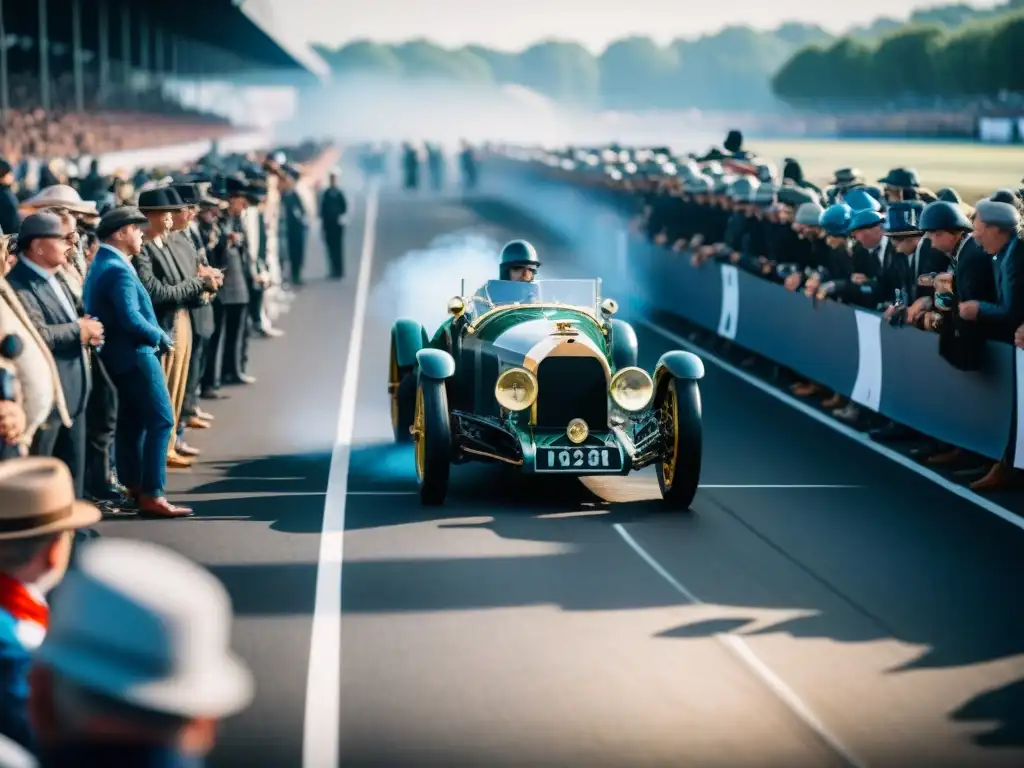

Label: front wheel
[655,377,702,511]
[413,375,452,505]
[389,340,415,443]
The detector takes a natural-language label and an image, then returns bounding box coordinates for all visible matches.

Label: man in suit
[951,199,1024,492]
[280,166,308,286]
[205,178,256,389]
[320,171,347,279]
[5,213,101,498]
[195,199,229,401]
[135,187,220,470]
[167,184,223,457]
[869,201,947,442]
[82,206,192,518]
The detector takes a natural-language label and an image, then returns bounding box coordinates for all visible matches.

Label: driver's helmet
[498,239,542,281]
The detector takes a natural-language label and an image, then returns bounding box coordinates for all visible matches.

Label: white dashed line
[613,523,866,768]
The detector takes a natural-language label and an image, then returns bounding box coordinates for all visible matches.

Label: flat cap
[795,201,825,226]
[96,206,148,240]
[975,199,1021,231]
[17,212,64,248]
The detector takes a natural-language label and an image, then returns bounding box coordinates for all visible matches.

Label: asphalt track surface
[97,183,1024,768]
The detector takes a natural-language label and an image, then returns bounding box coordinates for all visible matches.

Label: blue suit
[83,246,175,497]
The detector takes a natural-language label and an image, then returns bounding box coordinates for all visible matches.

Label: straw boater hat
[22,185,98,217]
[0,458,101,541]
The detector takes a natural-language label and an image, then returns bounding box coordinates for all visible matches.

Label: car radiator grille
[535,357,608,430]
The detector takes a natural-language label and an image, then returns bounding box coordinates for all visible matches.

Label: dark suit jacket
[210,216,251,306]
[953,235,998,304]
[976,235,1024,342]
[0,186,18,235]
[169,231,214,339]
[135,238,206,333]
[282,190,308,233]
[82,246,171,376]
[320,187,347,228]
[870,238,947,307]
[5,259,90,417]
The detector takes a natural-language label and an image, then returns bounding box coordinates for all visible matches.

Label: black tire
[414,374,452,505]
[389,339,415,443]
[655,377,702,511]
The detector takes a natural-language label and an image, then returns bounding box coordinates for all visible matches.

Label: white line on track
[346,490,417,495]
[699,484,863,489]
[302,179,380,768]
[613,523,866,768]
[640,319,1024,534]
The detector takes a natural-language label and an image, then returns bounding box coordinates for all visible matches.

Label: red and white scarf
[0,573,48,649]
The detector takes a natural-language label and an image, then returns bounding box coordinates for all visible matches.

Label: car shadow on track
[175,444,1024,752]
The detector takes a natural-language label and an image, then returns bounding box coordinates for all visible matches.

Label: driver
[499,240,541,282]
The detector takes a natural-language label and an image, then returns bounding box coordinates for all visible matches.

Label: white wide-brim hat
[23,185,98,216]
[36,538,255,719]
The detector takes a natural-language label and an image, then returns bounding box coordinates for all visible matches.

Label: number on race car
[543,448,612,469]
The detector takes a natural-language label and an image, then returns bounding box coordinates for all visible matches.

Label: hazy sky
[280,0,1004,52]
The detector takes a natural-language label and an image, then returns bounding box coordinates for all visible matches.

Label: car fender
[417,348,456,380]
[654,350,705,387]
[609,319,638,370]
[392,318,426,369]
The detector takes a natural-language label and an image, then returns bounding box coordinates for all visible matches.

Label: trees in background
[312,1,1024,111]
[772,8,1024,107]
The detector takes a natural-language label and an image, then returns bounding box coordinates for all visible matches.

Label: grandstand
[1,0,328,164]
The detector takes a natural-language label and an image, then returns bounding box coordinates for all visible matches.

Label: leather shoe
[167,453,193,469]
[186,416,212,429]
[821,393,843,408]
[194,408,215,421]
[970,461,1020,492]
[927,448,963,465]
[200,388,229,400]
[138,495,194,518]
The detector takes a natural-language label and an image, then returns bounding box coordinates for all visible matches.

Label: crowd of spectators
[1,72,235,181]
[0,121,338,763]
[490,129,1024,493]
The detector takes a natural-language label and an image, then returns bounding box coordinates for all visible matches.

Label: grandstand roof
[10,0,330,80]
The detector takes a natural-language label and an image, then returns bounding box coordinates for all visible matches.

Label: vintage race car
[388,278,704,507]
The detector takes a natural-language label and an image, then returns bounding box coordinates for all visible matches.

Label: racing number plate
[535,446,622,473]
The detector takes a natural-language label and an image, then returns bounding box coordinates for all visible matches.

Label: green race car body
[388,278,705,506]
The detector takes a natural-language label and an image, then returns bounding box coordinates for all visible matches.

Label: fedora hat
[212,175,249,200]
[137,187,188,211]
[35,538,255,719]
[0,458,101,540]
[24,185,98,216]
[171,183,221,209]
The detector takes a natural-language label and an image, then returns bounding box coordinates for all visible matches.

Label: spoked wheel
[389,342,415,443]
[655,377,702,511]
[412,375,452,506]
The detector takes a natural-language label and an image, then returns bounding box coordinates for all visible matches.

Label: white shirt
[872,235,889,269]
[19,256,78,322]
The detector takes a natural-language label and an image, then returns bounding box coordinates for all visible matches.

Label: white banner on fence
[851,310,883,412]
[718,264,739,340]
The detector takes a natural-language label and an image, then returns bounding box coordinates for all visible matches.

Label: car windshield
[468,279,600,315]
